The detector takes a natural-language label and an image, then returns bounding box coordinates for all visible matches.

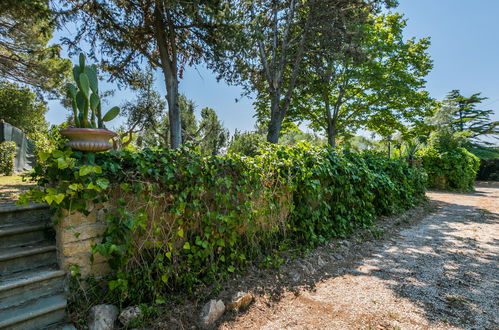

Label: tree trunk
[324,95,336,148]
[165,75,181,148]
[154,3,182,148]
[267,93,283,143]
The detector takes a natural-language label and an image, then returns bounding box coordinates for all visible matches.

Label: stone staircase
[0,203,67,329]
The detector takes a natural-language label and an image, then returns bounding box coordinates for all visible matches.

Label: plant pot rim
[60,128,117,137]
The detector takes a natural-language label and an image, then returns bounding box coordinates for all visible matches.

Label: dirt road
[218,183,499,330]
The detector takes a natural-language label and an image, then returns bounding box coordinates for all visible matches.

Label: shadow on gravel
[347,201,499,329]
[214,199,498,330]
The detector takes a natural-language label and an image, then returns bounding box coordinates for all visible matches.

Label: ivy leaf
[177,228,184,238]
[53,194,65,204]
[95,178,109,189]
[57,157,69,169]
[227,265,235,272]
[183,242,191,250]
[79,165,92,176]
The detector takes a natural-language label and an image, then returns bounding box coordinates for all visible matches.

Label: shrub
[477,158,499,181]
[0,141,16,175]
[418,146,480,191]
[21,144,427,305]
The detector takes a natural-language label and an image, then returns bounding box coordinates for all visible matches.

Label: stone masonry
[55,203,110,278]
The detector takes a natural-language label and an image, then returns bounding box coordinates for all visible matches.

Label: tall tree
[210,0,391,143]
[443,90,498,143]
[198,107,229,156]
[291,13,433,146]
[61,0,229,148]
[0,0,70,92]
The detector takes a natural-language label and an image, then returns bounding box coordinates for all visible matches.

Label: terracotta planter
[60,128,116,152]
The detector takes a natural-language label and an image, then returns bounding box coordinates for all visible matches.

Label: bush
[477,158,499,181]
[419,146,480,191]
[0,141,17,175]
[22,144,427,305]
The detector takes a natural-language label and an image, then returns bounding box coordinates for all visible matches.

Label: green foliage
[21,144,426,305]
[0,81,48,136]
[0,0,71,93]
[66,54,120,128]
[419,144,479,191]
[476,158,499,181]
[468,145,499,160]
[442,90,499,144]
[0,141,16,175]
[291,12,434,146]
[227,131,266,156]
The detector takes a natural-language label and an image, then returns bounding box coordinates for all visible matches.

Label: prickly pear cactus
[66,54,120,128]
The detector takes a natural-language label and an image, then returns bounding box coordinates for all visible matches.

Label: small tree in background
[0,81,48,136]
[441,90,498,145]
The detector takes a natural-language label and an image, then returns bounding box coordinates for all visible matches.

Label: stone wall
[55,203,110,278]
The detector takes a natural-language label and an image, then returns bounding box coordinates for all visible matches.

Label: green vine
[20,144,427,305]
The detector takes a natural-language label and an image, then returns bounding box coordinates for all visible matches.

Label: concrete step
[0,222,53,249]
[0,203,50,226]
[0,294,67,330]
[0,243,57,275]
[0,267,66,310]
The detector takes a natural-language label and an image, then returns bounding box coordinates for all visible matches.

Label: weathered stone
[317,255,327,267]
[199,299,225,326]
[289,271,301,282]
[88,304,118,330]
[119,306,142,326]
[300,260,316,274]
[60,223,107,243]
[60,238,99,257]
[226,292,252,310]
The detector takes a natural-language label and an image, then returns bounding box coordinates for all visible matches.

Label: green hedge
[0,141,16,176]
[418,146,480,191]
[22,144,427,304]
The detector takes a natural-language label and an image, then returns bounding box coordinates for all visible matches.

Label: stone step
[0,203,50,226]
[0,267,66,310]
[0,222,53,249]
[0,243,57,275]
[0,294,67,330]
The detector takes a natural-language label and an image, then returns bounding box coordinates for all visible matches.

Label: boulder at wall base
[226,292,253,310]
[88,304,119,330]
[199,299,226,327]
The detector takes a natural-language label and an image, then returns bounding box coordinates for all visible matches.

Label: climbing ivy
[20,144,427,305]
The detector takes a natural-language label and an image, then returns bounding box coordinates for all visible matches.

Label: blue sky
[46,0,499,137]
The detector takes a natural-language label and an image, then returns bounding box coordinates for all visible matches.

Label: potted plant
[60,54,120,152]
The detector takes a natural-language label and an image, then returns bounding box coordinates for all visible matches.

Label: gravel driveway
[218,183,499,330]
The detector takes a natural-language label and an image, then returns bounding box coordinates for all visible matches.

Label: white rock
[88,304,119,330]
[289,271,301,282]
[119,306,142,326]
[227,292,253,310]
[200,299,225,326]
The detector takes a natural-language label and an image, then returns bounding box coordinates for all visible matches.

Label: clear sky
[46,0,499,137]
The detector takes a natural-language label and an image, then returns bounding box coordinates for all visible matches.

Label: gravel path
[218,183,499,330]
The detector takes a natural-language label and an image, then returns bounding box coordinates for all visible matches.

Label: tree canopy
[0,0,70,92]
[210,0,394,144]
[0,80,48,135]
[289,13,433,147]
